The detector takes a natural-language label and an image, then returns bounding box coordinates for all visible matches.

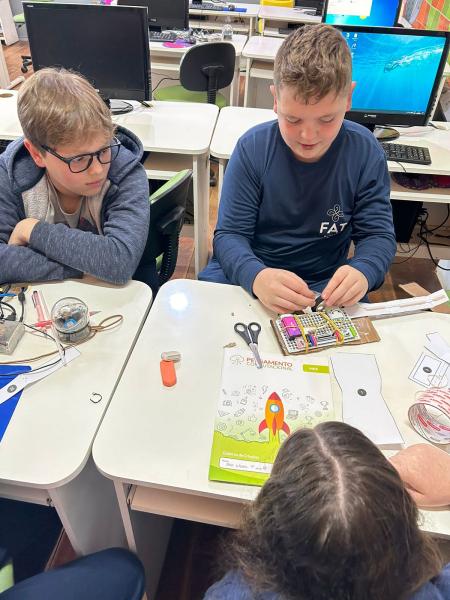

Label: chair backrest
[139,169,193,288]
[180,42,236,104]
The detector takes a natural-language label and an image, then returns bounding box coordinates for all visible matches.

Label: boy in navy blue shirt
[199,24,396,313]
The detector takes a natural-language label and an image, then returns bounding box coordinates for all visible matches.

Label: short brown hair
[18,67,116,150]
[274,23,352,102]
[226,422,443,600]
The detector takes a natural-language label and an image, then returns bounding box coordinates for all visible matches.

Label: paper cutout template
[331,353,404,445]
[409,352,449,388]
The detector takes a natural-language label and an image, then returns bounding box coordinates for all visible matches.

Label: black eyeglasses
[40,138,121,173]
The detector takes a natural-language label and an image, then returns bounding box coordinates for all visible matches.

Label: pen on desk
[32,311,100,329]
[38,290,67,366]
[32,290,45,322]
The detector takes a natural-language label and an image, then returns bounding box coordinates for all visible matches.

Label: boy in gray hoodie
[0,68,150,286]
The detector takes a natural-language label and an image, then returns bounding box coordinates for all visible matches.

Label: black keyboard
[189,2,226,10]
[380,142,431,165]
[148,30,177,42]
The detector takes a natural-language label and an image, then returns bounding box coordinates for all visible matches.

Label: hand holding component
[322,265,368,307]
[252,268,315,314]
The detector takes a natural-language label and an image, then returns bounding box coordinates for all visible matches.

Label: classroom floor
[2,41,449,599]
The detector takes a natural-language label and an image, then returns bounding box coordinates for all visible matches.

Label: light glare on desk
[169,292,189,311]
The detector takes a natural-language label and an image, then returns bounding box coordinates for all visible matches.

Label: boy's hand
[253,268,315,314]
[8,218,39,246]
[322,265,368,307]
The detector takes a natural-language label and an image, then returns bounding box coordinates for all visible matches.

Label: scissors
[234,322,263,369]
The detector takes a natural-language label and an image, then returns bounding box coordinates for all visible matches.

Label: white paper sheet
[425,332,450,364]
[346,289,449,319]
[409,352,449,388]
[331,353,404,445]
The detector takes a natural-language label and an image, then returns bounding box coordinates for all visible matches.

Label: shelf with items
[390,176,450,205]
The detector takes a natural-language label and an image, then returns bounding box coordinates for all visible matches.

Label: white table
[150,34,247,107]
[210,106,276,198]
[189,2,259,36]
[0,91,219,276]
[0,279,152,555]
[258,5,320,36]
[93,279,450,591]
[242,35,283,106]
[0,0,18,45]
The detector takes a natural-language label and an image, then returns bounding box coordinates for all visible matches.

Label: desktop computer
[337,25,450,243]
[337,26,450,130]
[117,0,188,37]
[23,3,151,110]
[323,0,401,27]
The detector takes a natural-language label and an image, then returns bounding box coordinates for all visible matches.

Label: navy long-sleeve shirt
[200,119,396,295]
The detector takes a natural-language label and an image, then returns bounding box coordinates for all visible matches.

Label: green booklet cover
[209,349,334,486]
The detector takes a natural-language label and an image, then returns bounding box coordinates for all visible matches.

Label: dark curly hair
[226,422,443,600]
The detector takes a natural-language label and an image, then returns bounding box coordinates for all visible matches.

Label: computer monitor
[118,0,188,31]
[336,25,450,129]
[24,3,151,108]
[323,0,401,27]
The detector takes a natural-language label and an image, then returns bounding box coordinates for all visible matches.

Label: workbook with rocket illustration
[209,348,334,486]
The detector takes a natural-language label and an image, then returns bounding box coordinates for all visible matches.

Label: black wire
[151,77,180,94]
[0,301,16,321]
[0,355,65,378]
[421,205,450,235]
[417,210,450,271]
[18,287,25,322]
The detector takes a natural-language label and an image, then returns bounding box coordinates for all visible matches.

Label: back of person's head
[274,23,352,103]
[229,421,443,600]
[18,67,115,151]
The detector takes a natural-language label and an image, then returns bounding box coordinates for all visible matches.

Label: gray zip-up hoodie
[0,126,150,285]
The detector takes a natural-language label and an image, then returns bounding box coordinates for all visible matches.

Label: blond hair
[274,23,352,103]
[18,68,116,150]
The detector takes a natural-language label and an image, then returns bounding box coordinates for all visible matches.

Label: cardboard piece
[271,316,380,357]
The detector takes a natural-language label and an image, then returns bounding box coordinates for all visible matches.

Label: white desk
[242,35,283,107]
[0,0,18,45]
[93,280,450,592]
[0,279,152,555]
[0,91,219,276]
[210,106,276,198]
[150,34,247,107]
[258,5,321,36]
[189,3,259,35]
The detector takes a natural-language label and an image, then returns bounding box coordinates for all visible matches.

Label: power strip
[0,320,24,355]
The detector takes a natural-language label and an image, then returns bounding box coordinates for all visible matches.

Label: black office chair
[154,42,236,107]
[135,169,193,293]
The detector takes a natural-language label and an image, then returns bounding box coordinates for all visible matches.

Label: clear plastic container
[222,20,233,40]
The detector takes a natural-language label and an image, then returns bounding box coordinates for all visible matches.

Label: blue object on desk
[0,365,32,442]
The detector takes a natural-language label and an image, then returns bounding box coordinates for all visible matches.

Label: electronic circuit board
[274,308,360,354]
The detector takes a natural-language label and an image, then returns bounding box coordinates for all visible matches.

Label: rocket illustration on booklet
[258,392,290,441]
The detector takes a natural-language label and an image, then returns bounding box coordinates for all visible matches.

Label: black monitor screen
[337,25,450,127]
[323,0,401,27]
[24,3,151,102]
[117,0,188,31]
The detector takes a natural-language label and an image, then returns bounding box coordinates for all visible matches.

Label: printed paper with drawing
[209,348,334,486]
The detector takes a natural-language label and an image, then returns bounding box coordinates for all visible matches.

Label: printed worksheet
[209,349,334,486]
